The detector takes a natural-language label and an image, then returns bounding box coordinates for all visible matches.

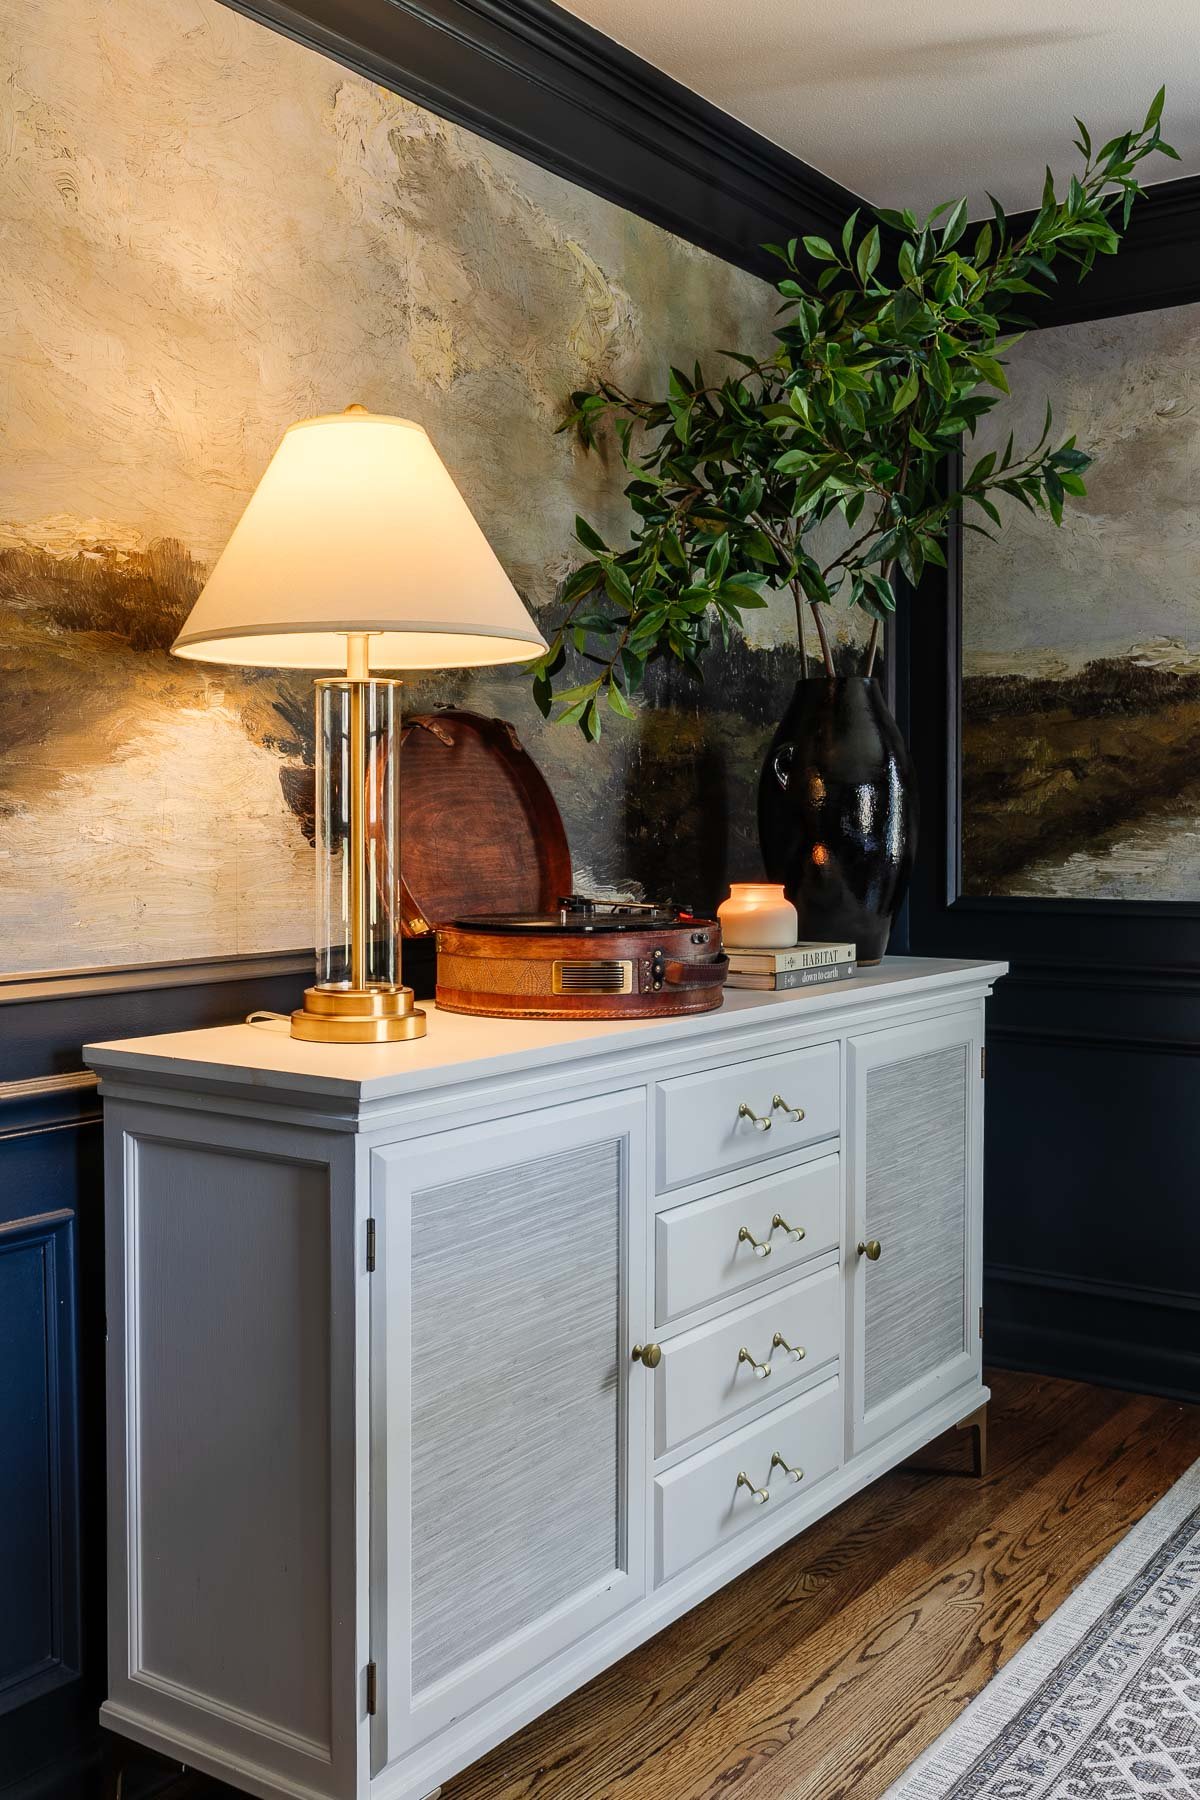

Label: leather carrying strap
[662,955,728,989]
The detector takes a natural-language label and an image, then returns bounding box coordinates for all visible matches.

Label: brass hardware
[770,1451,804,1483]
[772,1212,805,1243]
[857,1238,882,1261]
[737,1225,772,1258]
[631,1342,662,1369]
[979,1304,984,1339]
[737,1102,772,1132]
[366,1218,376,1273]
[772,1093,806,1122]
[771,1331,806,1362]
[736,1470,769,1505]
[737,1345,772,1380]
[366,1660,377,1715]
[551,958,634,996]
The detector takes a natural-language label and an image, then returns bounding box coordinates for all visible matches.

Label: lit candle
[717,883,799,948]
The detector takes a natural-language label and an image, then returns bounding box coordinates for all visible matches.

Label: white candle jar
[717,882,799,948]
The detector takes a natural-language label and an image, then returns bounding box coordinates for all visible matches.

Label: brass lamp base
[291,983,427,1044]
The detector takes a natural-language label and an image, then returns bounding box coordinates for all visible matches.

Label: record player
[398,711,726,1020]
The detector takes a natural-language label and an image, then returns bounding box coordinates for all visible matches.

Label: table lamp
[172,405,547,1044]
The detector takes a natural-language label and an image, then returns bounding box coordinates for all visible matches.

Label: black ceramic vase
[757,677,917,963]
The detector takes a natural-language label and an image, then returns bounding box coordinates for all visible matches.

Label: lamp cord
[245,1011,291,1030]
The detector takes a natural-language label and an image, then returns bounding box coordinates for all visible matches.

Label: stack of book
[724,941,857,991]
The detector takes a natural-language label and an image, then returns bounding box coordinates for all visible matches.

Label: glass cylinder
[313,677,401,992]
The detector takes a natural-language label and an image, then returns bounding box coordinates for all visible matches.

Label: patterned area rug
[884,1457,1200,1799]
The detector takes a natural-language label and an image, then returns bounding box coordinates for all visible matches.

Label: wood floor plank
[442,1372,1200,1800]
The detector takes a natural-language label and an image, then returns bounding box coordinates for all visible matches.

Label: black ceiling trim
[1006,173,1200,329]
[217,0,864,278]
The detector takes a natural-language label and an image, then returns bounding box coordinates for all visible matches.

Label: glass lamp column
[291,633,426,1043]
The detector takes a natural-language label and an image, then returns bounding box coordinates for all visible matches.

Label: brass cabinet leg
[904,1401,989,1478]
[957,1402,988,1478]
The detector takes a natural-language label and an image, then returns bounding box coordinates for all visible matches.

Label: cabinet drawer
[656,1042,840,1190]
[655,1376,842,1584]
[653,1263,840,1456]
[656,1153,840,1324]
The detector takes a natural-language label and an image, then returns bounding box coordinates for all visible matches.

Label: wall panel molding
[217,0,863,277]
[902,177,1200,1405]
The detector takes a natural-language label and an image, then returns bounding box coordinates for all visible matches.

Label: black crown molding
[217,0,864,278]
[1008,172,1200,329]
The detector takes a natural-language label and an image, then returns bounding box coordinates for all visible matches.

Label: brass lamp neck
[345,632,373,682]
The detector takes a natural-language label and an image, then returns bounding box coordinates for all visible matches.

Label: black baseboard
[985,1262,1200,1405]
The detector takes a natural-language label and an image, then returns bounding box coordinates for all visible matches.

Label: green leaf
[855,225,881,285]
[891,367,919,414]
[841,208,860,259]
[968,353,1009,393]
[897,240,918,285]
[940,197,969,250]
[574,515,608,555]
[561,561,605,605]
[802,235,838,262]
[607,682,635,719]
[1144,85,1165,132]
[705,533,730,583]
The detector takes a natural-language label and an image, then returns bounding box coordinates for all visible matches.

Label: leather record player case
[399,710,726,1020]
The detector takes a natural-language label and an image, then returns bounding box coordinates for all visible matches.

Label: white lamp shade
[172,410,547,669]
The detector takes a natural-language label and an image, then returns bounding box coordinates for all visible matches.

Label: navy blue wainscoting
[0,961,307,1799]
[0,1077,99,1796]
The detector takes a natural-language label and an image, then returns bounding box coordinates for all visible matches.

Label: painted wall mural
[961,299,1200,901]
[0,0,870,979]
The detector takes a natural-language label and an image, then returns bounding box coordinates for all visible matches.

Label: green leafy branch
[530,92,1176,734]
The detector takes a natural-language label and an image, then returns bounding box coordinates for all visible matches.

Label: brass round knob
[632,1342,662,1369]
[857,1238,882,1261]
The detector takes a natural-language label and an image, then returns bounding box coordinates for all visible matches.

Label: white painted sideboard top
[86,957,1007,1111]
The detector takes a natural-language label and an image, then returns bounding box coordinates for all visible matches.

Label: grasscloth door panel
[848,1010,983,1455]
[370,1090,648,1771]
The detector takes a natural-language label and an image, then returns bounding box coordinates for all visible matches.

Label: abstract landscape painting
[961,299,1200,901]
[1,0,876,981]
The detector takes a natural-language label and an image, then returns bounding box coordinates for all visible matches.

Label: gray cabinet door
[848,1010,983,1455]
[370,1089,649,1770]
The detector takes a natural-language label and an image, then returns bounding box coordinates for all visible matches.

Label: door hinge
[979,1304,984,1339]
[366,1218,376,1273]
[366,1660,377,1715]
[980,1045,987,1079]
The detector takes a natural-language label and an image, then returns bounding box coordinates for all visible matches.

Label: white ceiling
[557,0,1200,215]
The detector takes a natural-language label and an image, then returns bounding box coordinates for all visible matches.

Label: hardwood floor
[442,1369,1200,1800]
[134,1370,1200,1800]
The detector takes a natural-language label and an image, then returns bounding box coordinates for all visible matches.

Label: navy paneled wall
[0,970,303,1797]
[901,175,1200,1405]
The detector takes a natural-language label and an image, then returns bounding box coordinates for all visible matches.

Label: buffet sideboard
[87,956,1006,1800]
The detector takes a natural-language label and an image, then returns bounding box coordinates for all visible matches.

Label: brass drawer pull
[771,1451,804,1483]
[631,1342,662,1369]
[737,1102,772,1132]
[738,1225,771,1258]
[857,1238,883,1261]
[736,1470,770,1505]
[772,1331,806,1362]
[772,1093,806,1122]
[737,1345,772,1380]
[772,1212,805,1243]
